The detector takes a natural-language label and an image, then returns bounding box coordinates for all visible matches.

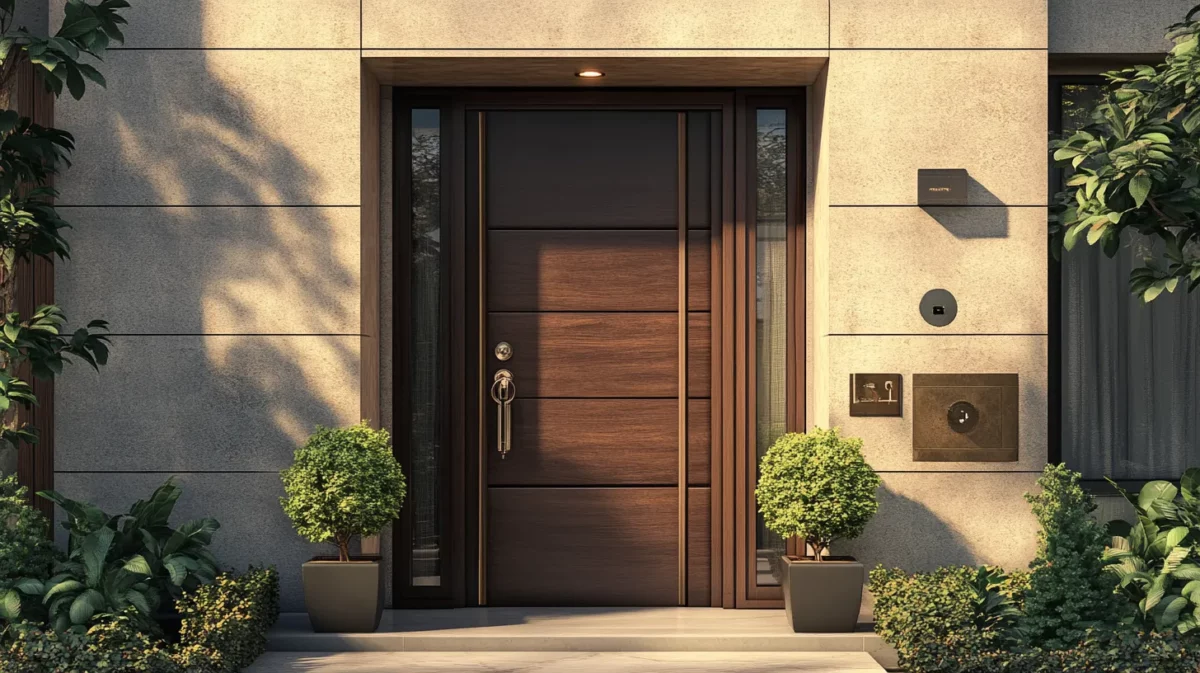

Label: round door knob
[494,341,513,361]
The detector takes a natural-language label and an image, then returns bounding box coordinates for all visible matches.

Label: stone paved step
[247,651,887,672]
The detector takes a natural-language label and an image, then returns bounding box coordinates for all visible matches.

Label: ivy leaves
[1050,11,1200,302]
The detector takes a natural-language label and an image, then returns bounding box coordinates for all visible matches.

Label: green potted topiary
[756,427,880,632]
[280,422,406,632]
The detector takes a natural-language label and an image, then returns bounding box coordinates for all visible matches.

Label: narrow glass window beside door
[410,109,443,586]
[1052,81,1200,480]
[755,108,788,585]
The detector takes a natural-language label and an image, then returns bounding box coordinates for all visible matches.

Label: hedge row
[0,566,279,673]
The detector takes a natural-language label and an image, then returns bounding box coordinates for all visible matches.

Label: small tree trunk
[809,539,826,562]
[336,535,351,562]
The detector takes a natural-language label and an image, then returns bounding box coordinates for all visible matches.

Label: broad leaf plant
[0,1,123,458]
[1051,5,1200,302]
[1104,470,1200,633]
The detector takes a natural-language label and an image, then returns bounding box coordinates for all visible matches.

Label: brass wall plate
[849,373,902,417]
[912,374,1018,462]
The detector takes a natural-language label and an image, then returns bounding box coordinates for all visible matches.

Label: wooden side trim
[15,62,55,519]
[676,112,689,607]
[476,110,488,606]
[361,66,382,430]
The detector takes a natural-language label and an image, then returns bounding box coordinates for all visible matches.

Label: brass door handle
[490,369,516,459]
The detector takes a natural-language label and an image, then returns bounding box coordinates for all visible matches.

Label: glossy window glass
[410,109,442,586]
[755,108,788,585]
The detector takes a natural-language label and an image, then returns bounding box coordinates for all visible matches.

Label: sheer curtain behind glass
[1058,84,1200,479]
[410,109,442,585]
[755,109,788,584]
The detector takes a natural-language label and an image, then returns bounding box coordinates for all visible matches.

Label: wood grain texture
[487,312,711,398]
[486,110,677,229]
[689,487,712,606]
[487,399,710,486]
[487,230,710,311]
[360,66,382,431]
[487,488,678,606]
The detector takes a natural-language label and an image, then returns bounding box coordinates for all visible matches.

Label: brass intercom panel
[912,374,1018,462]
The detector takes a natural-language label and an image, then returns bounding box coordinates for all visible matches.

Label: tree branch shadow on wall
[52,6,361,611]
[841,485,977,623]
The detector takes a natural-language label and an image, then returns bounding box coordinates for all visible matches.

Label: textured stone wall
[52,1,363,611]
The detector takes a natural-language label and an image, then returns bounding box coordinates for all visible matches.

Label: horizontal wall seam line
[875,470,1044,474]
[56,204,362,209]
[358,47,1047,52]
[828,332,1049,335]
[111,47,361,51]
[829,204,1048,208]
[55,470,281,474]
[104,333,366,337]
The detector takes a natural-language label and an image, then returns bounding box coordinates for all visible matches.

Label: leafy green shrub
[1104,471,1200,632]
[0,475,56,586]
[1021,464,1126,649]
[755,428,879,559]
[0,610,175,673]
[2,527,159,632]
[1,479,221,632]
[281,422,406,561]
[42,477,220,606]
[870,565,1026,673]
[173,566,279,673]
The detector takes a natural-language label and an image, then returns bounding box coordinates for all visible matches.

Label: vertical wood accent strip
[360,65,381,430]
[721,100,736,608]
[676,112,688,607]
[15,62,55,520]
[477,111,488,606]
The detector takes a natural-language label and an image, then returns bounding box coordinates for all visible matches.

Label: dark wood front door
[478,107,719,606]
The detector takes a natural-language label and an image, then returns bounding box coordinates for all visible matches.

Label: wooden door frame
[390,88,805,609]
[734,92,806,608]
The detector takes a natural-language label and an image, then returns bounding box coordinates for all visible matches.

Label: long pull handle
[490,369,516,459]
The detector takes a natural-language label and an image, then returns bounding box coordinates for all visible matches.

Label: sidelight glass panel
[754,109,789,586]
[410,109,442,587]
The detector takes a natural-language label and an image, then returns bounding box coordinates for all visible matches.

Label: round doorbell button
[920,289,957,327]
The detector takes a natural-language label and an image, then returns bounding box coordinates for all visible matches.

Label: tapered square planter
[781,556,864,633]
[302,558,384,633]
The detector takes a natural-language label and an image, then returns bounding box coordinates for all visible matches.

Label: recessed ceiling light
[576,69,605,78]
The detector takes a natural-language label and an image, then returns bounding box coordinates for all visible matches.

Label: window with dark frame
[1050,77,1200,483]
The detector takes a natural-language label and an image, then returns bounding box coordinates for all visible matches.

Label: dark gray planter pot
[302,558,384,633]
[781,556,864,633]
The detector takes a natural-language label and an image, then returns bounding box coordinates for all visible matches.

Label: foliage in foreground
[1021,464,1127,650]
[0,474,55,586]
[281,422,406,562]
[871,464,1200,673]
[1050,4,1200,302]
[1104,470,1200,633]
[0,566,279,673]
[755,427,879,559]
[0,478,220,632]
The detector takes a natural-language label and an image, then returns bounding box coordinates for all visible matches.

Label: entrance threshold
[266,607,896,669]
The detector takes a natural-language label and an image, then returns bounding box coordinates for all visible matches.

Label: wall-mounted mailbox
[917,169,969,206]
[913,374,1018,462]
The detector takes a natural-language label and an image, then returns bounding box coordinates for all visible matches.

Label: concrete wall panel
[827,207,1048,335]
[842,472,1040,573]
[54,472,325,612]
[58,207,360,334]
[52,0,359,49]
[825,51,1047,207]
[56,336,360,472]
[362,0,829,49]
[1050,0,1193,53]
[55,50,360,206]
[832,0,1047,49]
